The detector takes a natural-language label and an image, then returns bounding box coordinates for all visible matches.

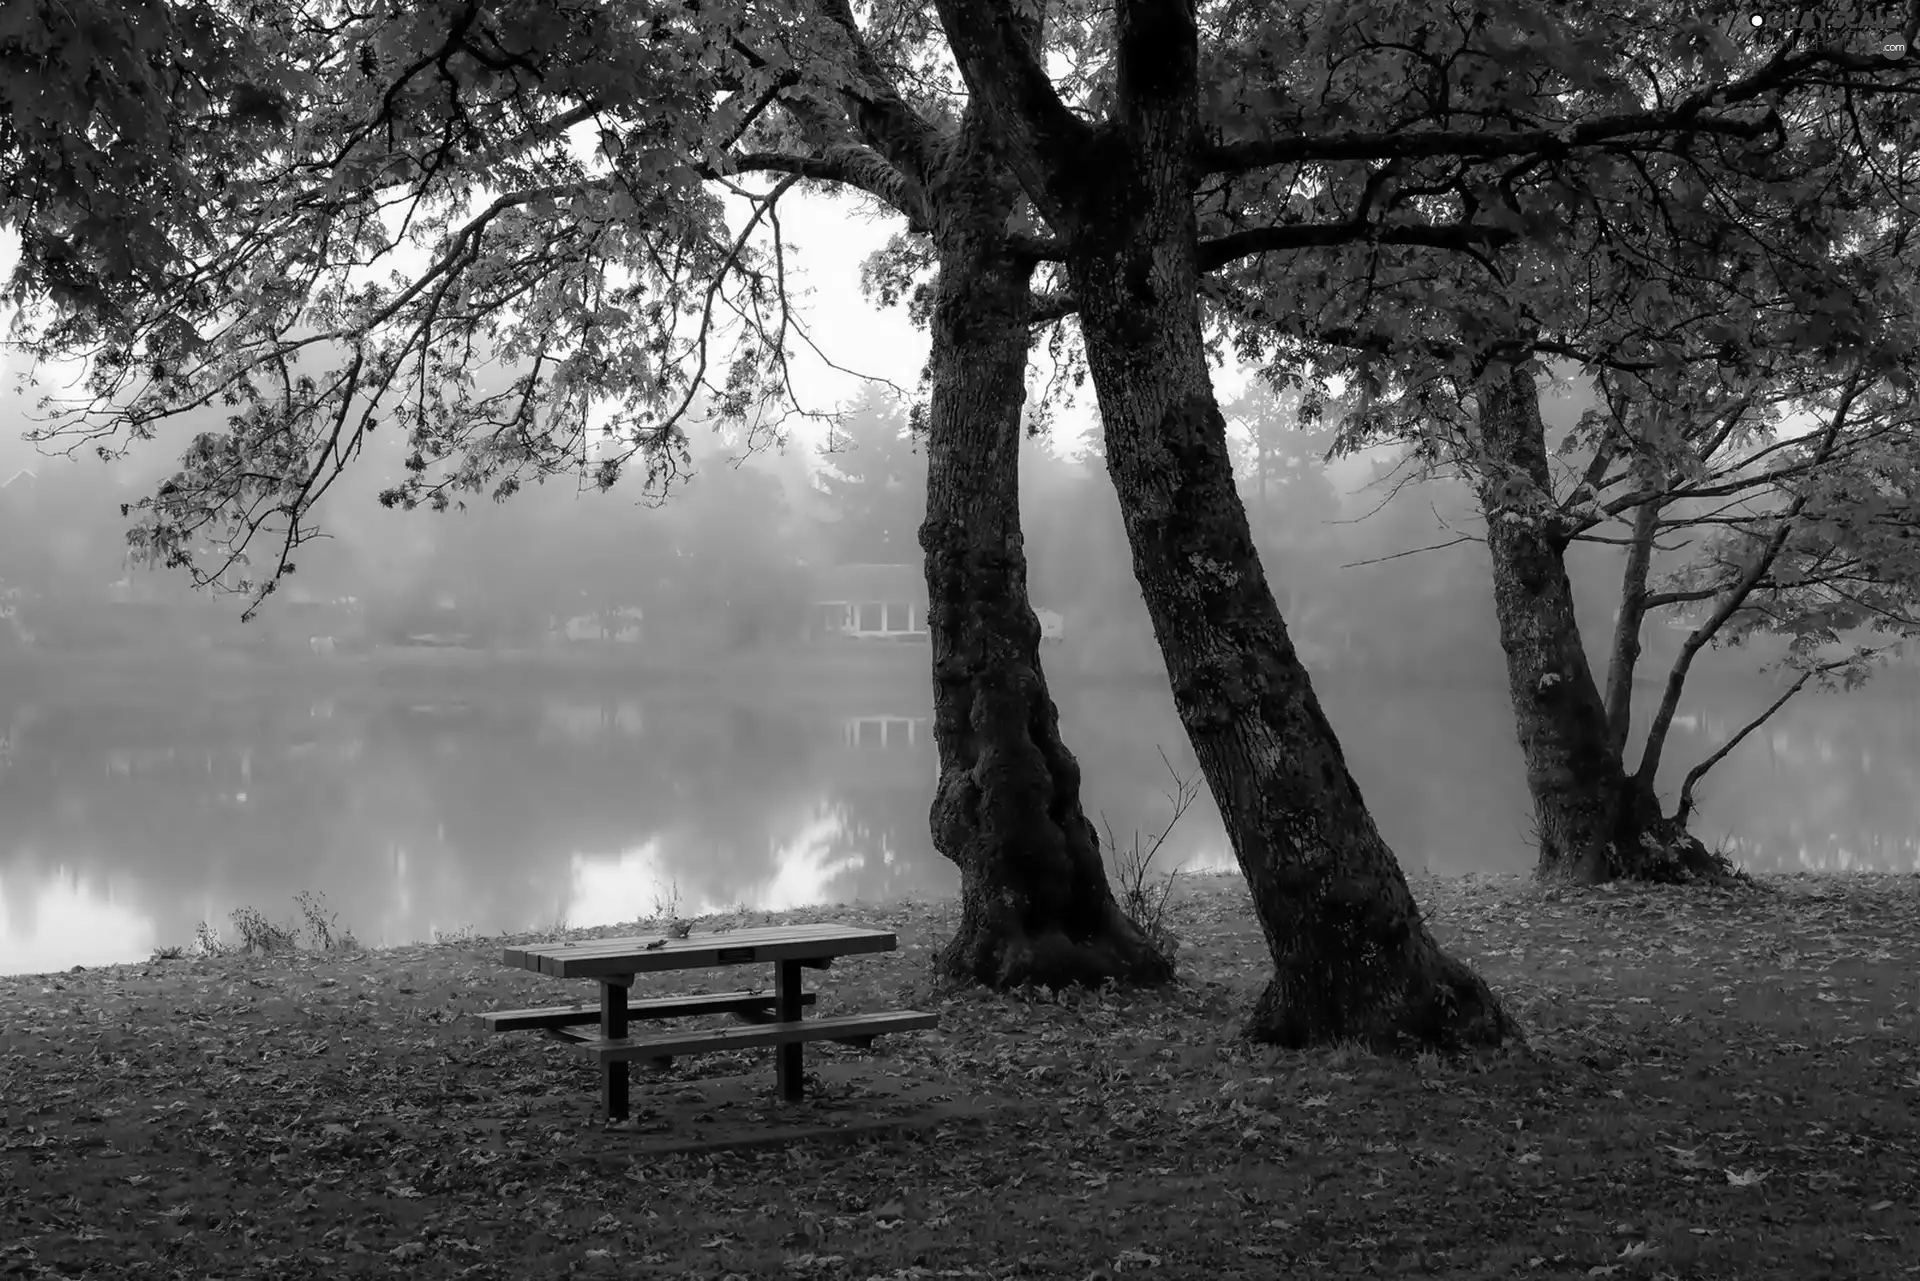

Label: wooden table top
[501,923,900,979]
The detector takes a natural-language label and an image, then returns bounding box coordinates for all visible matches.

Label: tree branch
[1196,217,1520,272]
[1639,585,1733,610]
[1194,38,1903,178]
[1671,650,1880,827]
[1339,534,1478,569]
[1632,370,1867,786]
[810,0,942,199]
[930,0,1097,228]
[1200,109,1781,177]
[1602,457,1664,757]
[733,145,932,228]
[1007,229,1067,261]
[1028,288,1079,325]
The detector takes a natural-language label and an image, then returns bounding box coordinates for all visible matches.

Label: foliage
[646,874,683,928]
[1,0,287,320]
[6,874,1920,1277]
[175,895,360,959]
[811,385,926,565]
[1220,374,1340,524]
[8,0,820,610]
[295,889,359,951]
[5,0,1909,626]
[227,904,302,954]
[1178,2,1920,818]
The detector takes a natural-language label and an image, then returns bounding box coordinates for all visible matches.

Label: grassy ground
[2,871,1917,1280]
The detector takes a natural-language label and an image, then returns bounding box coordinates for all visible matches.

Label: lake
[2,657,1912,974]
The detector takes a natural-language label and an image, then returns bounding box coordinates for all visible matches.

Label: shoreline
[3,867,1909,984]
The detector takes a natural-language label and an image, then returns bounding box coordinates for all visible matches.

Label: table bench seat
[571,1009,938,1065]
[480,989,817,1033]
[491,924,935,1118]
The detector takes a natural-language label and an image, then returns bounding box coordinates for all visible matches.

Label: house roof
[814,561,924,601]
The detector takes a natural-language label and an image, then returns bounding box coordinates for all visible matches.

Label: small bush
[294,890,357,951]
[191,921,228,958]
[649,875,683,927]
[229,905,299,954]
[1104,746,1200,964]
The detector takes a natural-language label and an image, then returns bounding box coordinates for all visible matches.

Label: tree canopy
[3,0,1911,615]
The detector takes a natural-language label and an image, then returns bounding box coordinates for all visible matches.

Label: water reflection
[0,669,1912,974]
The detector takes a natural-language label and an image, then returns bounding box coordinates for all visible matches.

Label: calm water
[2,661,1914,974]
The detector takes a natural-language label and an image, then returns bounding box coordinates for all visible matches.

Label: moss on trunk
[919,111,1173,990]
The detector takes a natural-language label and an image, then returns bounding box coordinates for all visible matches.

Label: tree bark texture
[1473,367,1725,884]
[1053,159,1510,1050]
[920,111,1174,989]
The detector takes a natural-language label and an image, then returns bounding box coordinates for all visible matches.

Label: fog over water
[3,203,1910,977]
[2,658,1911,975]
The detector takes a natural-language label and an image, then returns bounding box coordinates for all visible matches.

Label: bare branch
[1339,534,1478,569]
[1671,649,1890,826]
[1632,370,1868,785]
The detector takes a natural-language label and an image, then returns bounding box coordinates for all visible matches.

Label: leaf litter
[1,871,1916,1279]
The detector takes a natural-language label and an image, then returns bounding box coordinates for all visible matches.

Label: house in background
[807,562,1064,644]
[809,563,928,641]
[556,604,645,643]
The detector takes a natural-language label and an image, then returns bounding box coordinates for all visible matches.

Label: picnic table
[484,923,937,1121]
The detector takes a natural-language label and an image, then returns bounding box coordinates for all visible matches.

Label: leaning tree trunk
[1055,187,1510,1050]
[1473,365,1723,884]
[920,111,1173,989]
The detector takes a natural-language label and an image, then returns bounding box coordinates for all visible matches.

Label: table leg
[600,978,629,1121]
[775,959,804,1103]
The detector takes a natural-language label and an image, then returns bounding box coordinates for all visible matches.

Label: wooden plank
[572,1010,938,1064]
[523,924,867,962]
[501,925,861,972]
[546,933,895,979]
[547,1028,672,1068]
[480,990,819,1032]
[526,924,879,961]
[503,924,900,980]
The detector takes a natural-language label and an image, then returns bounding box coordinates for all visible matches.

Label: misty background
[3,191,1915,975]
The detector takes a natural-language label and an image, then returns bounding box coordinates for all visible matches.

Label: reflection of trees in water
[1,690,862,952]
[816,777,947,904]
[1653,687,1920,873]
[1060,680,1543,878]
[6,675,1919,971]
[1312,679,1540,877]
[1,696,356,895]
[636,702,842,908]
[1056,686,1226,876]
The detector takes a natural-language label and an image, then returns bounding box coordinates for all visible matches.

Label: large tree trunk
[919,112,1173,989]
[1055,184,1510,1050]
[1472,366,1725,884]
